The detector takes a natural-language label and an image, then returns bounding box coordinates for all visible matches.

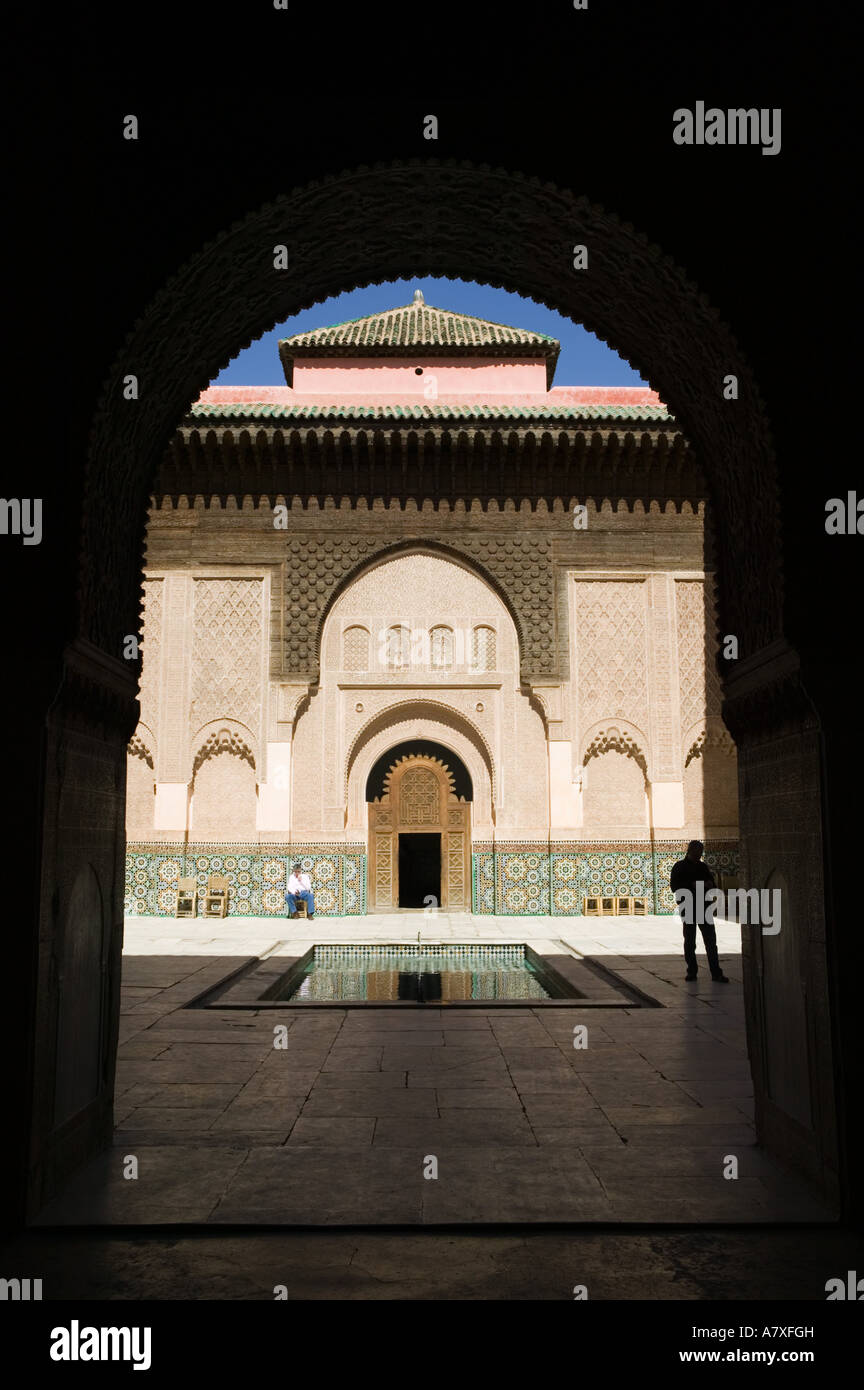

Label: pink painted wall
[199,381,665,408]
[290,357,547,395]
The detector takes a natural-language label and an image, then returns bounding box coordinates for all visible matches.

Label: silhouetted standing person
[670,840,729,983]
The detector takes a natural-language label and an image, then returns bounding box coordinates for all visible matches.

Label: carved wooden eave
[156,420,703,511]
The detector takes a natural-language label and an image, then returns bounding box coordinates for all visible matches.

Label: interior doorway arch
[368,746,472,911]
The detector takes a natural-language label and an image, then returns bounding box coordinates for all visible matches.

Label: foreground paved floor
[36,915,834,1226]
[5,1228,860,1300]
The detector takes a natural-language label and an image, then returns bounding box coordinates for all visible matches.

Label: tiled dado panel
[127,841,737,918]
[125,843,366,917]
[471,842,740,915]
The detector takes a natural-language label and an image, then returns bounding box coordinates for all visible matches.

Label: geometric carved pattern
[472,624,496,671]
[583,725,647,775]
[374,832,393,907]
[382,754,456,803]
[676,579,722,733]
[399,766,440,825]
[192,727,256,774]
[347,703,494,803]
[574,580,648,731]
[191,579,263,734]
[137,578,163,725]
[282,536,556,679]
[451,536,554,674]
[447,830,466,906]
[342,625,369,671]
[685,726,736,766]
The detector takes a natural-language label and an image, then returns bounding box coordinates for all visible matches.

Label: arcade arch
[20,159,838,1222]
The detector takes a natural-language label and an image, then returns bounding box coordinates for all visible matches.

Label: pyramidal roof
[278,289,561,387]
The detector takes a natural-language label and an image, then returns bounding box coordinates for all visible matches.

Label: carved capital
[276,683,312,732]
[528,681,566,737]
[722,639,819,743]
[51,639,140,742]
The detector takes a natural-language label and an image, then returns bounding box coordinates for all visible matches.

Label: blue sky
[212,278,648,387]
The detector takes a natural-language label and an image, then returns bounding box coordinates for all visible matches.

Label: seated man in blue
[286,862,315,920]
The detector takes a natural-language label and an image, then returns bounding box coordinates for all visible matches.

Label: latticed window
[386,625,411,670]
[430,625,454,670]
[472,625,496,671]
[342,625,369,671]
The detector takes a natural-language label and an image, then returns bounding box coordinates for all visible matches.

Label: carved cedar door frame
[368,755,470,911]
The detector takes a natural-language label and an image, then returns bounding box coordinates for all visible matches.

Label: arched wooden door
[368,755,470,911]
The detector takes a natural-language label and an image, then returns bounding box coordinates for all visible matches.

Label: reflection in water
[397,972,443,1002]
[283,946,552,1002]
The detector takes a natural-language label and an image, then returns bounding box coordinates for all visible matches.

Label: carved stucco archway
[127,723,157,768]
[346,704,495,834]
[190,717,259,778]
[682,717,736,768]
[580,719,651,780]
[315,537,531,683]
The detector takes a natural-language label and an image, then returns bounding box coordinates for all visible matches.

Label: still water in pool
[278,945,553,1002]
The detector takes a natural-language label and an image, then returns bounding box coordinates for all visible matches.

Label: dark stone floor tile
[407,1068,511,1088]
[34,1146,250,1225]
[374,1113,536,1147]
[287,1117,376,1147]
[210,1097,303,1131]
[301,1088,437,1118]
[238,1070,320,1097]
[210,1149,422,1224]
[334,1031,445,1048]
[531,1123,623,1145]
[381,1047,501,1072]
[321,1048,383,1072]
[435,1087,523,1109]
[117,1106,223,1132]
[314,1070,408,1090]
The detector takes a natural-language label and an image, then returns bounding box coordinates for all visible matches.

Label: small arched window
[472,625,496,671]
[430,625,454,670]
[385,625,411,671]
[343,625,370,672]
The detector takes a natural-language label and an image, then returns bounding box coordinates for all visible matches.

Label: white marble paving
[123,913,743,959]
